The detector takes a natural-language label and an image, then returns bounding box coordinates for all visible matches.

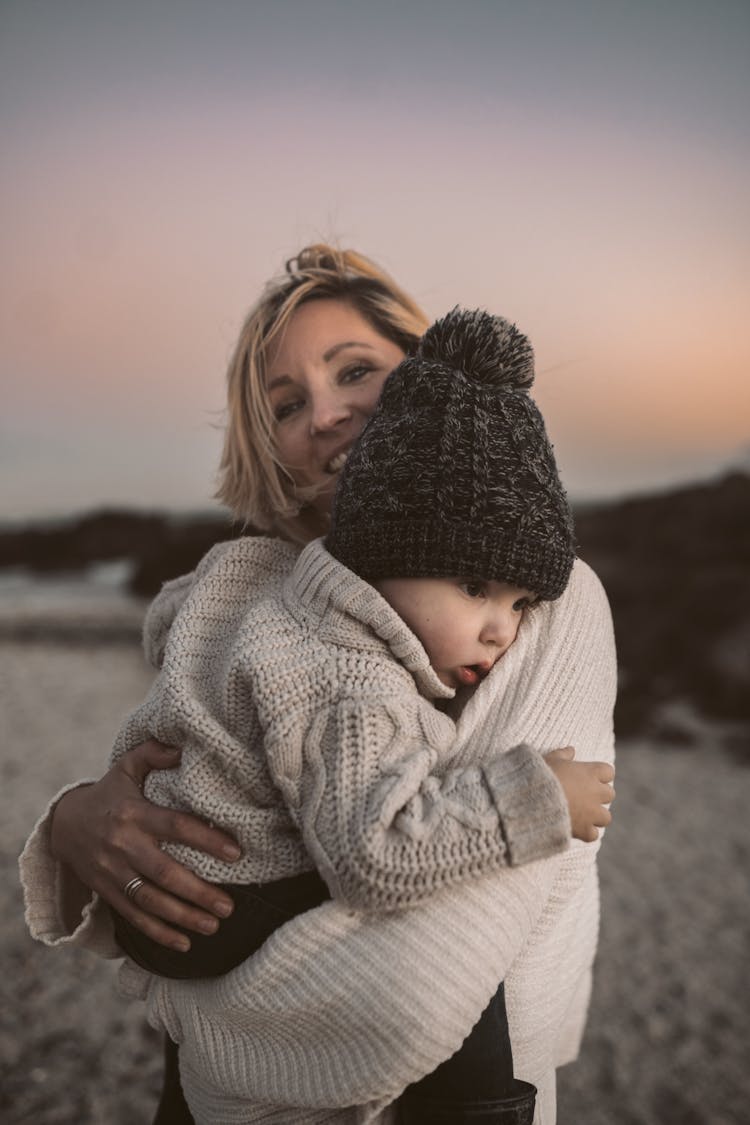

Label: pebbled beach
[2,632,748,1124]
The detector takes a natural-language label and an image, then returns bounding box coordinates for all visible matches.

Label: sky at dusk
[2,0,748,519]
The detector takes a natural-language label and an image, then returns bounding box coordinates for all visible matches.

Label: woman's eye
[274,399,303,423]
[340,364,371,384]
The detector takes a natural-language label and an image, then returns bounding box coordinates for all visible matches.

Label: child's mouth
[456,664,487,687]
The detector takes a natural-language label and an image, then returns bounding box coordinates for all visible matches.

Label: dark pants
[397,987,537,1123]
[114,872,535,1124]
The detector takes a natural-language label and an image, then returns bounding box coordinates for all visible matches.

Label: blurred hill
[1,472,748,742]
[0,510,244,596]
[575,472,749,740]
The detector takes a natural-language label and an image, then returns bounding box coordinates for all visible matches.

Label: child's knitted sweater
[110,535,570,910]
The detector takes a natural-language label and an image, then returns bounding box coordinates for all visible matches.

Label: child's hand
[543,746,615,843]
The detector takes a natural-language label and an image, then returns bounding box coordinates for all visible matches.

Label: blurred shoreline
[0,565,147,644]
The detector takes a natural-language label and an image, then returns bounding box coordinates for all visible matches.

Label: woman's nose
[309,392,352,434]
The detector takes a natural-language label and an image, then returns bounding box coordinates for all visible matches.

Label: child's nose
[481,610,518,651]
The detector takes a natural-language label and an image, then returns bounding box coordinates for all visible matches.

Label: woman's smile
[325,447,351,475]
[265,298,405,517]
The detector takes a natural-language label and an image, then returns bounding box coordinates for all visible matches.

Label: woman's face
[265,298,405,522]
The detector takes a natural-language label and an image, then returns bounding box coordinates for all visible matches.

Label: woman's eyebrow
[266,374,293,393]
[323,341,377,362]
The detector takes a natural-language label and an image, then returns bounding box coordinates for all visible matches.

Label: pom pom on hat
[418,307,535,391]
[327,307,575,601]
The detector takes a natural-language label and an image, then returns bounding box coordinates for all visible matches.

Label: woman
[21,246,616,1123]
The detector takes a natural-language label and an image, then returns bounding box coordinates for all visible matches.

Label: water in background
[0,560,146,642]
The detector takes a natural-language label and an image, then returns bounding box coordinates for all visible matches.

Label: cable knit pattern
[110,535,570,909]
[19,546,616,1125]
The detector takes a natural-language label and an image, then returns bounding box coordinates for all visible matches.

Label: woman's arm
[31,741,241,950]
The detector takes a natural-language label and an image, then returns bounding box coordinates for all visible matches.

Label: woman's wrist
[47,781,103,933]
[48,780,95,864]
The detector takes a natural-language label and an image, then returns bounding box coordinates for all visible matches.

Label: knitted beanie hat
[326,307,575,600]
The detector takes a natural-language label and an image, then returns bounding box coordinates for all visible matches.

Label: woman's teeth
[325,451,349,474]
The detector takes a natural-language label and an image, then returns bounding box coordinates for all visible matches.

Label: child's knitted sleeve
[266,686,570,912]
[142,539,240,669]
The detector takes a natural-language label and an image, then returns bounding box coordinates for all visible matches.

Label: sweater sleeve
[116,539,246,757]
[142,539,239,669]
[142,570,196,669]
[18,781,121,958]
[267,690,570,912]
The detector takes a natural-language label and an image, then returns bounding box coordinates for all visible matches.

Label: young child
[109,308,613,1123]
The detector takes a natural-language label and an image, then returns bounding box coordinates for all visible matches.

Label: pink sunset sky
[2,0,748,519]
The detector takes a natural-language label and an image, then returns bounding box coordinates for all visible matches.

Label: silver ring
[123,876,146,901]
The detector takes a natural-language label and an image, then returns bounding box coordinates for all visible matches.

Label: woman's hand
[49,741,241,951]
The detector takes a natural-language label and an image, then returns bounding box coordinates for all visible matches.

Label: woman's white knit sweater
[20,542,616,1125]
[109,536,570,909]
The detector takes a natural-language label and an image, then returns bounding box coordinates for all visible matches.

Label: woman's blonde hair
[216,244,429,542]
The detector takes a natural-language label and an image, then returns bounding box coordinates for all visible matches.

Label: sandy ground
[1,638,748,1125]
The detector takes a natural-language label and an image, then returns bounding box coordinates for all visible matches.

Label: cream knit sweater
[109,536,570,909]
[20,544,616,1124]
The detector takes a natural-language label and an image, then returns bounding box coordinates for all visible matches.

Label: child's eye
[513,595,539,612]
[460,580,486,599]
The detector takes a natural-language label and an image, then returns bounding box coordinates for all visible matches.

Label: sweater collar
[288,539,455,702]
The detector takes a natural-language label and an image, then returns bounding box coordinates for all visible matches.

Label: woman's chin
[302,498,334,536]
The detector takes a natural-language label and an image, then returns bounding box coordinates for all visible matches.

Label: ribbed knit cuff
[482,745,571,866]
[18,780,120,958]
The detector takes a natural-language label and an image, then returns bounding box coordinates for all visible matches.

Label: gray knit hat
[326,307,575,600]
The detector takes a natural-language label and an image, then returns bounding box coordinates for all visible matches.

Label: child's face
[375,576,538,689]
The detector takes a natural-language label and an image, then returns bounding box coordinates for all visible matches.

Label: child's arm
[267,687,573,913]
